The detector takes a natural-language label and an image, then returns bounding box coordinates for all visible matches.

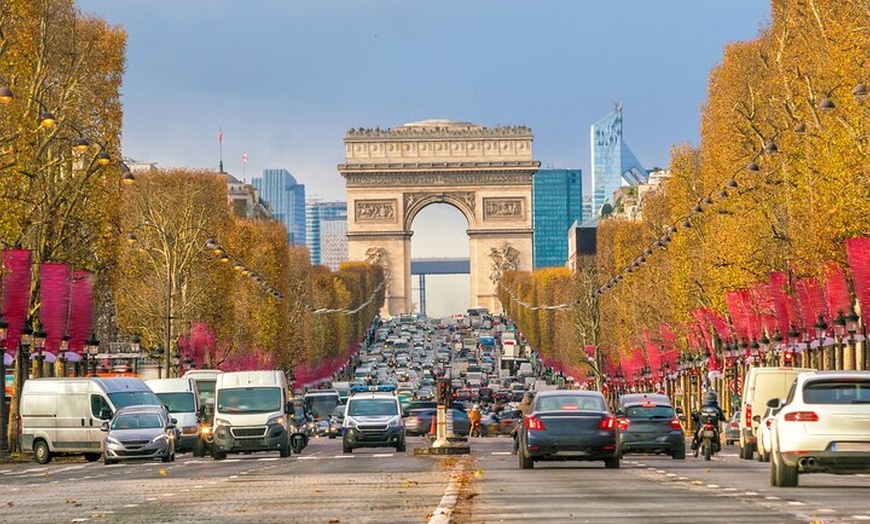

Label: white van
[738,366,814,460]
[21,377,162,464]
[146,378,204,456]
[182,368,223,408]
[212,370,292,460]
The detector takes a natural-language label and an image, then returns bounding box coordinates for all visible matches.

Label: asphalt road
[1,437,869,523]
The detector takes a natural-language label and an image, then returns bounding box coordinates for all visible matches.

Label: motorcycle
[288,410,313,455]
[692,409,721,461]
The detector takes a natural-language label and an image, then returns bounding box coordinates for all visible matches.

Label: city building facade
[306,200,348,269]
[251,168,306,245]
[590,103,648,217]
[532,168,583,268]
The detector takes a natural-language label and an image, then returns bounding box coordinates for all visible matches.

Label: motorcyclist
[469,404,482,436]
[691,390,726,453]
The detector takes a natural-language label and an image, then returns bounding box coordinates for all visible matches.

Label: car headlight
[105,436,121,445]
[289,424,298,433]
[267,416,285,427]
[199,424,212,436]
[150,433,168,444]
[214,418,231,427]
[344,418,358,429]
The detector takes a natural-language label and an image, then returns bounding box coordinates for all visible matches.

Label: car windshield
[194,380,216,405]
[112,413,163,430]
[304,395,339,419]
[348,398,398,417]
[108,391,162,409]
[624,405,675,419]
[803,379,870,404]
[537,395,605,412]
[218,387,282,414]
[156,392,196,413]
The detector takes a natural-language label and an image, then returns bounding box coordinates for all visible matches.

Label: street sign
[729,377,743,393]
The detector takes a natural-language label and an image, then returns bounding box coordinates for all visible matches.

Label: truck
[502,339,519,358]
[212,370,293,460]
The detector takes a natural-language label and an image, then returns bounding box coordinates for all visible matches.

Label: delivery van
[212,370,293,460]
[21,377,162,464]
[146,378,205,455]
[738,366,814,460]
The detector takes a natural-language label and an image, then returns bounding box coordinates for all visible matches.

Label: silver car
[102,405,178,465]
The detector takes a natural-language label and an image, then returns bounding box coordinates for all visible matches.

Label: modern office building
[306,200,348,269]
[590,103,648,217]
[532,168,584,268]
[251,168,306,245]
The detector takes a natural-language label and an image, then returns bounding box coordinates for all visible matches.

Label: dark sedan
[517,390,619,469]
[405,408,470,436]
[616,400,685,459]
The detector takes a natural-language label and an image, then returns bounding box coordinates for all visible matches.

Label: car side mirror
[167,423,176,430]
[766,398,783,410]
[170,418,178,425]
[99,407,112,420]
[100,421,109,432]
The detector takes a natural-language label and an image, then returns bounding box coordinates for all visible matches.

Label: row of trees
[1,1,385,375]
[502,0,868,379]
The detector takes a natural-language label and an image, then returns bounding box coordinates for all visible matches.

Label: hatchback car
[102,405,178,465]
[756,406,778,462]
[616,398,685,460]
[517,390,619,469]
[769,370,870,487]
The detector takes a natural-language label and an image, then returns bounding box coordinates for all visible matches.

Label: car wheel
[342,442,353,454]
[83,453,101,463]
[772,450,798,487]
[604,455,620,469]
[279,437,291,458]
[672,446,686,460]
[33,440,52,465]
[161,450,172,463]
[193,439,206,458]
[760,448,770,463]
[396,440,406,453]
[518,449,533,469]
[739,443,754,460]
[212,450,227,461]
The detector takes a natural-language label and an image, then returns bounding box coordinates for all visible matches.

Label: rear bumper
[525,432,618,461]
[782,450,870,474]
[620,431,684,454]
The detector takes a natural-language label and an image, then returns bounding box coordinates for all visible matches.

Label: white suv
[342,387,406,453]
[769,370,870,487]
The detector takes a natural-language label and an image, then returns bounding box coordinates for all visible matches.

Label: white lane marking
[706,484,719,488]
[666,473,677,477]
[0,469,12,474]
[745,491,759,496]
[816,509,836,513]
[123,504,139,508]
[223,459,240,463]
[491,451,511,455]
[55,465,86,473]
[332,455,354,459]
[765,496,780,500]
[787,501,805,506]
[194,485,204,489]
[256,457,279,461]
[372,454,394,458]
[296,456,318,460]
[229,475,238,479]
[723,487,737,492]
[852,516,870,521]
[428,458,466,524]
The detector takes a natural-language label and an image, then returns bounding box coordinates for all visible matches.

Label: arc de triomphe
[339,119,539,316]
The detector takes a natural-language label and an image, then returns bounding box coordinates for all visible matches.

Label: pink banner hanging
[659,324,678,369]
[39,263,69,355]
[796,277,828,328]
[643,330,661,377]
[690,309,712,350]
[824,264,853,318]
[725,291,750,340]
[67,270,94,355]
[748,284,776,338]
[769,271,794,338]
[702,308,733,340]
[2,249,32,356]
[846,237,870,318]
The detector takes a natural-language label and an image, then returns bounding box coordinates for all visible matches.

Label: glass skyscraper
[306,200,348,268]
[590,103,647,217]
[533,169,583,268]
[251,168,306,245]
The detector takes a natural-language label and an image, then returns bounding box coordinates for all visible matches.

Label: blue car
[517,390,619,469]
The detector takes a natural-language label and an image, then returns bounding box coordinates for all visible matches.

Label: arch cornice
[403,191,476,231]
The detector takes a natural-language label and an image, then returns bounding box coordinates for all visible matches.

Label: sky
[77,0,771,317]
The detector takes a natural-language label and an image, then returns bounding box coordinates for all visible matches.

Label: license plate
[833,442,870,452]
[556,451,588,457]
[703,431,715,438]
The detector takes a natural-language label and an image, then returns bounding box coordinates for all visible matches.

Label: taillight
[617,417,629,431]
[784,411,818,422]
[525,416,546,431]
[598,416,616,430]
[745,405,752,428]
[669,418,683,431]
[764,419,772,428]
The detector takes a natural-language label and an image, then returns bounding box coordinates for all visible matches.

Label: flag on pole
[218,129,223,143]
[242,152,248,163]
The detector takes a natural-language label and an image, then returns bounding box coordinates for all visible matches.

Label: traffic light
[783,349,794,367]
[437,379,453,408]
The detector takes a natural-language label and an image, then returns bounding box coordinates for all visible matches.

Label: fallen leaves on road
[158,469,167,476]
[328,519,341,524]
[6,501,12,507]
[65,499,76,505]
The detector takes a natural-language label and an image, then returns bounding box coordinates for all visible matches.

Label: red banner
[2,249,32,356]
[796,276,828,328]
[39,263,69,356]
[749,283,776,338]
[67,271,94,355]
[703,308,732,340]
[769,271,794,338]
[824,264,852,318]
[725,290,750,340]
[846,237,870,318]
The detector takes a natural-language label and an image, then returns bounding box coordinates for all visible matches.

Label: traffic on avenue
[3,312,870,524]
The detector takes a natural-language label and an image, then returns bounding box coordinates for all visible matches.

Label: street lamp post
[813,314,827,370]
[32,323,47,378]
[86,332,100,377]
[833,311,846,371]
[0,314,8,457]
